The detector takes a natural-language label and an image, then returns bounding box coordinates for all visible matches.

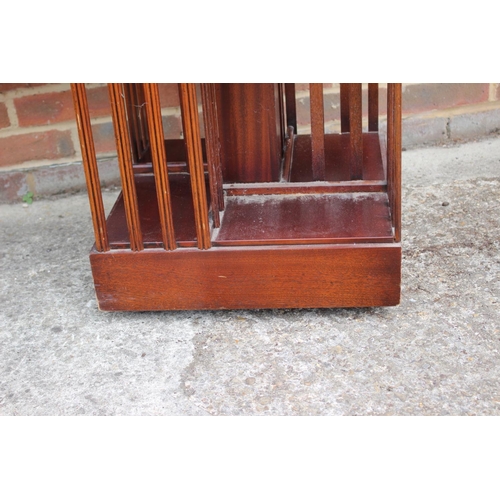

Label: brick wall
[1,83,500,202]
[0,83,184,171]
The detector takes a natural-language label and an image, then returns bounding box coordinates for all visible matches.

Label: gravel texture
[1,136,499,415]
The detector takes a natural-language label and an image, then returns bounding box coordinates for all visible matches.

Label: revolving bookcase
[71,83,402,311]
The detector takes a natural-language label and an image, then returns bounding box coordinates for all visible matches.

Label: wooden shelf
[72,83,402,311]
[291,132,385,182]
[216,192,393,246]
[106,173,209,248]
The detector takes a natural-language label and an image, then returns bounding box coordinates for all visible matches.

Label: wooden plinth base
[90,243,401,311]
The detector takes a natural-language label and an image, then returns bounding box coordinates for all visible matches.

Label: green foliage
[22,191,34,205]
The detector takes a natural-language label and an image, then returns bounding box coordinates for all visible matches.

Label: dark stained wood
[108,83,143,251]
[105,174,210,249]
[224,180,386,196]
[72,82,403,311]
[217,84,282,183]
[387,83,402,242]
[368,83,379,131]
[71,83,109,252]
[200,83,221,227]
[340,83,350,132]
[284,83,297,133]
[290,133,384,182]
[349,83,363,180]
[215,192,393,246]
[179,83,211,250]
[143,83,176,250]
[90,244,402,311]
[282,126,295,182]
[309,83,326,181]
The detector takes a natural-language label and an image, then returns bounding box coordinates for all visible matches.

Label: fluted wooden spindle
[108,83,144,251]
[349,84,363,180]
[143,83,177,250]
[179,83,211,250]
[124,84,142,162]
[201,83,221,227]
[71,83,109,252]
[310,83,325,181]
[387,83,402,242]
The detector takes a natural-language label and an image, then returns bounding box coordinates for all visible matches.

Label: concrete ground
[1,135,499,415]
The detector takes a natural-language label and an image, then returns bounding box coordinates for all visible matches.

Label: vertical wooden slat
[285,84,297,133]
[201,83,221,228]
[387,83,402,242]
[210,83,224,211]
[349,83,363,180]
[124,84,141,162]
[340,83,350,132]
[179,83,211,250]
[135,83,149,156]
[108,83,144,251]
[309,83,325,181]
[124,84,150,163]
[143,83,176,250]
[368,83,379,131]
[71,83,109,252]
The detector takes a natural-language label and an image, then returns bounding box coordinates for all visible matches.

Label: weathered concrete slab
[1,136,499,415]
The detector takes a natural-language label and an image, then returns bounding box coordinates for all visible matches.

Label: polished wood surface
[216,192,393,246]
[179,83,211,249]
[217,84,282,183]
[143,83,176,250]
[290,132,384,182]
[310,83,326,181]
[72,82,403,310]
[108,83,143,251]
[90,244,401,311]
[71,83,109,252]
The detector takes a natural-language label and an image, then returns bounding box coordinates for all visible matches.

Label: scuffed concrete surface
[1,136,499,415]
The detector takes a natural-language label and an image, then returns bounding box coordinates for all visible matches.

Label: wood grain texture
[340,83,350,132]
[200,83,221,227]
[215,192,394,246]
[349,84,363,180]
[143,83,176,250]
[90,244,401,311]
[387,83,402,242]
[290,133,384,182]
[71,83,109,252]
[284,83,297,133]
[282,126,295,182]
[309,83,326,181]
[108,83,143,251]
[217,84,282,183]
[179,83,211,249]
[368,83,379,131]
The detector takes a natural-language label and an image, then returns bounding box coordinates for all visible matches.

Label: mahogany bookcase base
[90,244,401,311]
[71,83,402,312]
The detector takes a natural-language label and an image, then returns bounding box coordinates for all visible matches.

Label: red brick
[402,83,489,113]
[0,83,46,93]
[87,86,112,118]
[158,84,180,107]
[0,102,10,129]
[0,130,75,168]
[92,121,116,155]
[15,90,75,126]
[15,85,111,127]
[496,84,500,101]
